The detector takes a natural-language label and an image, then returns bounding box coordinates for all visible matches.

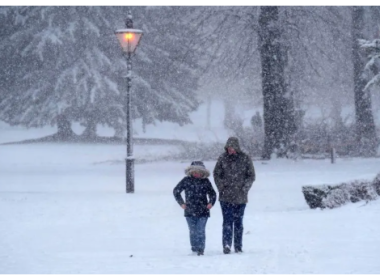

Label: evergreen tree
[0,7,14,112]
[126,6,201,129]
[0,7,121,139]
[0,7,201,140]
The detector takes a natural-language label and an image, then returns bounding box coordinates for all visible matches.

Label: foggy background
[1,6,380,159]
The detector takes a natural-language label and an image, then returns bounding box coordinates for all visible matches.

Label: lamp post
[115,11,143,193]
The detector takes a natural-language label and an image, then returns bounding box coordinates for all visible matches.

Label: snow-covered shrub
[348,180,377,203]
[302,173,380,209]
[372,173,380,196]
[321,184,350,209]
[302,185,328,209]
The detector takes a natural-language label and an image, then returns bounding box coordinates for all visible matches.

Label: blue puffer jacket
[173,176,217,217]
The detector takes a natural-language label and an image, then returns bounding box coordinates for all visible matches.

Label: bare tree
[185,7,350,158]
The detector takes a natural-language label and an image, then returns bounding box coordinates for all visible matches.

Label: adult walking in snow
[213,137,256,254]
[173,161,217,256]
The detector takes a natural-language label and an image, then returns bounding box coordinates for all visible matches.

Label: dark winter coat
[173,176,217,218]
[213,137,256,204]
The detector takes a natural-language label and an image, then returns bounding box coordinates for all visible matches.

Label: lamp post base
[126,158,135,193]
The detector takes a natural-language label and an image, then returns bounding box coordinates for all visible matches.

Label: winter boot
[235,247,243,253]
[223,245,231,254]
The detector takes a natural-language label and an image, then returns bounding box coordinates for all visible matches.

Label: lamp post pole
[125,51,134,193]
[115,11,143,194]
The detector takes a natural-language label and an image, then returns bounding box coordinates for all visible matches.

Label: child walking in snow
[173,161,217,256]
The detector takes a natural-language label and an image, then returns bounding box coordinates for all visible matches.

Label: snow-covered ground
[1,101,380,274]
[1,142,380,274]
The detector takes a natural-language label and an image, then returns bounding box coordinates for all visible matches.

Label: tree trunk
[206,94,211,130]
[142,116,147,133]
[114,125,124,138]
[351,6,378,156]
[56,114,75,140]
[81,117,97,139]
[370,7,380,38]
[223,96,235,130]
[259,6,294,159]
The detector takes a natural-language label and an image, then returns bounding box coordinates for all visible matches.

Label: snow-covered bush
[302,173,380,209]
[321,185,350,209]
[373,173,380,196]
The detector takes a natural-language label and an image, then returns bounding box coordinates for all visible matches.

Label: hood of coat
[224,137,242,153]
[185,161,210,178]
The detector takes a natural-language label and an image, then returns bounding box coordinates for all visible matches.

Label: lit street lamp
[115,11,143,193]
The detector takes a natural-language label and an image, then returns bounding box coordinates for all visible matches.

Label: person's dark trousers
[220,201,247,250]
[185,216,208,252]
